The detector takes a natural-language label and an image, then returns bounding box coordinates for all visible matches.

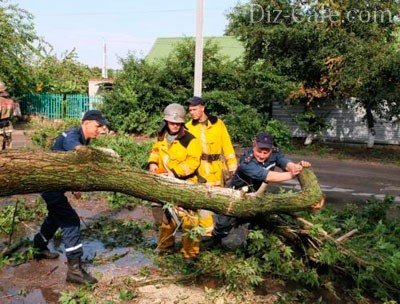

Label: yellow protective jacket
[186,116,237,186]
[148,127,201,183]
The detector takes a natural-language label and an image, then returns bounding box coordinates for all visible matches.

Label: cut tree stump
[0,147,324,217]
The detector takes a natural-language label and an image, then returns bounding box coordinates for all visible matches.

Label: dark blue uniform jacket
[232,148,290,192]
[42,127,88,203]
[52,127,88,152]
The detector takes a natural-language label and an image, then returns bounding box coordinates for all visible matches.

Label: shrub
[294,110,331,137]
[92,133,152,169]
[28,116,80,149]
[265,119,294,151]
[221,101,266,146]
[101,40,245,136]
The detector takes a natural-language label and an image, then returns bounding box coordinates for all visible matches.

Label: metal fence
[20,94,103,119]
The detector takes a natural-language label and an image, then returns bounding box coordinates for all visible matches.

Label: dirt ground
[0,193,280,304]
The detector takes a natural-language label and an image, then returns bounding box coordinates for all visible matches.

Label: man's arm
[240,154,297,184]
[275,151,311,178]
[265,170,297,183]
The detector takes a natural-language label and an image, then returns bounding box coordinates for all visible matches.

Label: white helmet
[0,81,7,92]
[163,103,186,123]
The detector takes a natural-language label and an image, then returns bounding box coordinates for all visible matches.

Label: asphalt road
[287,154,400,206]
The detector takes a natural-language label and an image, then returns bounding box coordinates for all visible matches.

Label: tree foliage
[226,0,400,140]
[0,1,103,96]
[101,39,293,148]
[31,49,101,94]
[337,40,400,127]
[0,1,43,95]
[102,39,245,132]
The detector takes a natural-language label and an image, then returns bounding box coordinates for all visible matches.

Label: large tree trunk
[0,147,324,217]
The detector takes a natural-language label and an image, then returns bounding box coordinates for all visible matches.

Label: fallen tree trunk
[0,147,324,217]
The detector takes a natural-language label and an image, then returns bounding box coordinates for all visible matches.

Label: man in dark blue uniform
[211,132,311,246]
[33,110,108,285]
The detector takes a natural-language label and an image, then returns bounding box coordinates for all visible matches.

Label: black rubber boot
[33,233,60,259]
[66,258,98,285]
[201,234,222,250]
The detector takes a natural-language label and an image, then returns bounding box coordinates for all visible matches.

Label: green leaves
[312,196,400,300]
[92,133,152,169]
[0,2,42,95]
[265,119,294,150]
[198,252,263,291]
[32,50,100,94]
[0,197,46,236]
[227,0,400,141]
[101,39,293,145]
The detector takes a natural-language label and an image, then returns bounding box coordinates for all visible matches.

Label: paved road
[287,154,400,205]
[9,130,400,205]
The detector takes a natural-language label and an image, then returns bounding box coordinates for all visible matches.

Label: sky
[13,0,243,69]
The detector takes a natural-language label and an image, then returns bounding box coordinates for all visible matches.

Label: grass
[292,139,400,165]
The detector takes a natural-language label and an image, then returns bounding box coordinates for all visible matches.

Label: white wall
[272,101,400,145]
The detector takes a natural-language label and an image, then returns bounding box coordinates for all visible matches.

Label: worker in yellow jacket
[148,103,202,261]
[185,96,238,237]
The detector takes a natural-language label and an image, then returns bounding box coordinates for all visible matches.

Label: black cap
[82,110,109,126]
[254,132,274,149]
[187,96,205,106]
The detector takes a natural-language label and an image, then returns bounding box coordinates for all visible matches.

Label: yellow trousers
[198,209,214,237]
[157,209,200,259]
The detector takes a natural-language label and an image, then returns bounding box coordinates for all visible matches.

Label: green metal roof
[146,36,244,62]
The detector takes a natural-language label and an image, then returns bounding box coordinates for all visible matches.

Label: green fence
[20,94,103,119]
[65,94,90,119]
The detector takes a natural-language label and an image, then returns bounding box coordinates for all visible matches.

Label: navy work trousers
[212,214,240,238]
[36,191,83,259]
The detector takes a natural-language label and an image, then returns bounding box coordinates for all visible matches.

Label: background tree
[101,38,295,147]
[335,39,400,148]
[0,1,105,96]
[31,49,101,94]
[101,39,283,145]
[226,0,400,146]
[0,1,43,95]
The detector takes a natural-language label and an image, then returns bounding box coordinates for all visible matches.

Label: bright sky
[13,0,243,69]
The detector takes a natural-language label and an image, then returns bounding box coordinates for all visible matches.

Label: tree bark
[0,147,324,218]
[366,105,376,149]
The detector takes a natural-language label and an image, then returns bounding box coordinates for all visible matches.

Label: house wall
[88,79,114,96]
[272,101,400,145]
[88,80,102,96]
